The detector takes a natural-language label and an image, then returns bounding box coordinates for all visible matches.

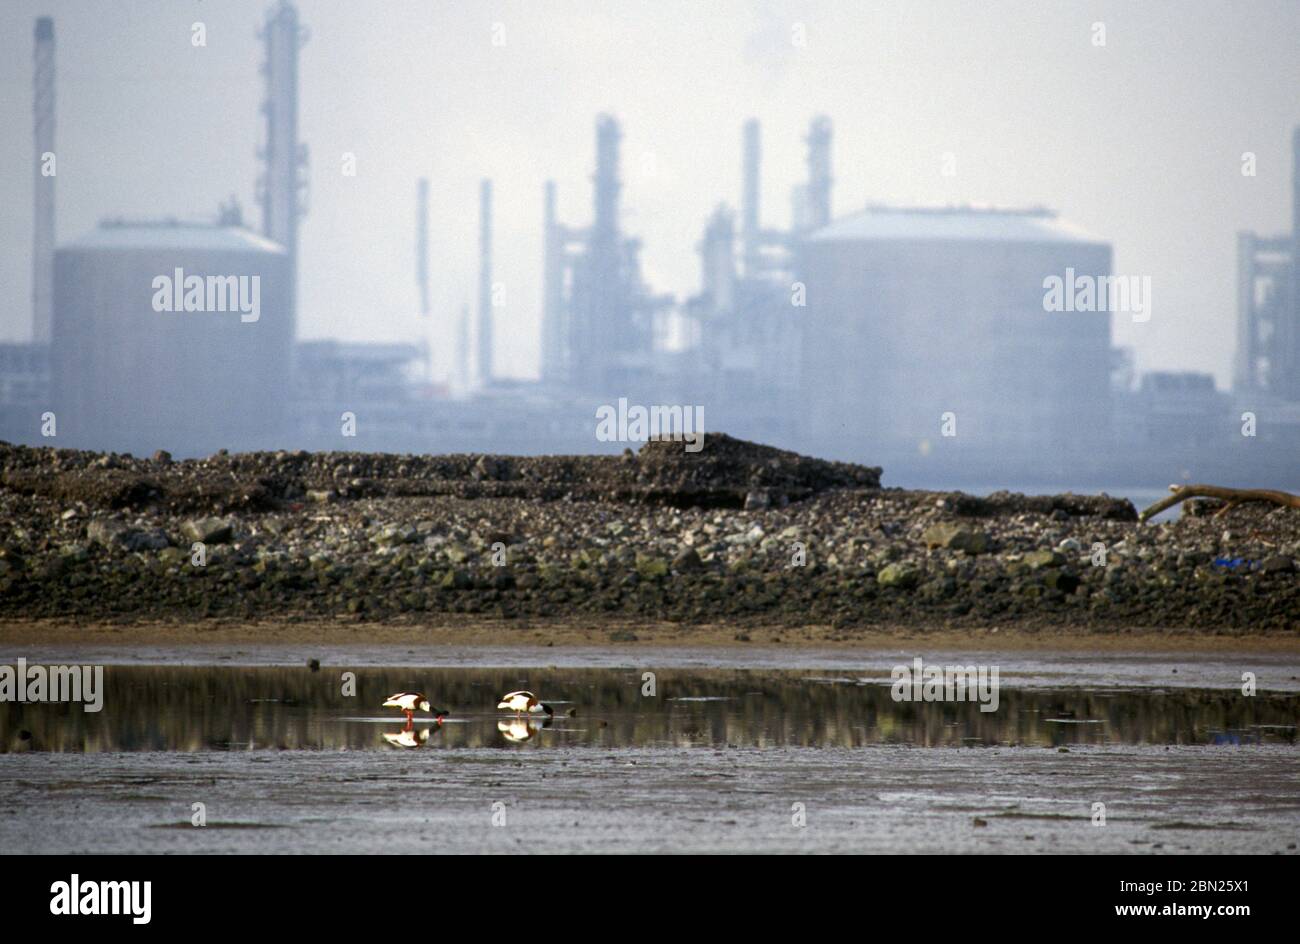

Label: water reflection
[1,666,1295,753]
[497,717,551,743]
[382,725,441,749]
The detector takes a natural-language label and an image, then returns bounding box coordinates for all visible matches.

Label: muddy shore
[5,746,1296,854]
[1,434,1296,634]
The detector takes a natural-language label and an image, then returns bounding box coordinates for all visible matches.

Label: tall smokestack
[581,114,623,383]
[477,179,493,386]
[593,115,622,243]
[1293,127,1300,240]
[541,180,564,383]
[456,304,470,394]
[702,206,736,313]
[742,119,760,277]
[1287,126,1300,398]
[32,17,55,344]
[806,115,832,231]
[416,178,429,317]
[259,0,307,335]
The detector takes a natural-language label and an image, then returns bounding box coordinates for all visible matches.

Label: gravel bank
[1,435,1296,633]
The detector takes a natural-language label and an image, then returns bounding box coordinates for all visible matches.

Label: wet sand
[7,617,1299,651]
[3,745,1296,854]
[4,618,1299,691]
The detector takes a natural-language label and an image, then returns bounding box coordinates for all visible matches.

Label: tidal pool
[3,666,1296,753]
[3,663,1296,853]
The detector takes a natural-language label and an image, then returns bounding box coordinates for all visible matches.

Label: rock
[441,569,472,590]
[87,518,135,549]
[877,562,920,590]
[744,490,770,511]
[1261,555,1295,574]
[635,554,669,579]
[126,529,169,551]
[306,489,336,504]
[1057,537,1082,553]
[922,523,990,554]
[181,517,233,545]
[1024,549,1065,570]
[1042,569,1081,594]
[372,524,416,547]
[152,450,172,465]
[158,547,187,566]
[672,547,704,573]
[472,455,509,481]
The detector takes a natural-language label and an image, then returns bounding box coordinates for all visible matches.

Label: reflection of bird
[383,727,431,749]
[497,690,554,718]
[497,718,548,743]
[382,692,448,725]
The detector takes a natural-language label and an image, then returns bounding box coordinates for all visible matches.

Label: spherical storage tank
[51,220,292,455]
[796,206,1113,473]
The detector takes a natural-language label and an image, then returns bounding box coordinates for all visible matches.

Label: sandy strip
[1,616,1297,652]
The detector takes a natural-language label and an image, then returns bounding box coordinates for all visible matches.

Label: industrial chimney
[416,178,429,317]
[32,17,55,344]
[541,180,565,383]
[806,115,832,231]
[456,303,471,394]
[742,119,761,277]
[1288,127,1300,399]
[259,0,308,335]
[578,114,625,384]
[477,179,494,386]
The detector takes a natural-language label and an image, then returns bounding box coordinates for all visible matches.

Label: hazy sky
[3,0,1298,386]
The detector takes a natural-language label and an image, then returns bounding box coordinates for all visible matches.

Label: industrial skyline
[2,0,1299,388]
[1,0,1298,492]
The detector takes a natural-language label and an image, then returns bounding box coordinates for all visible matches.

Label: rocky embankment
[0,435,1296,633]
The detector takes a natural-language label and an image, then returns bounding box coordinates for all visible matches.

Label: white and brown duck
[497,690,554,718]
[382,691,449,727]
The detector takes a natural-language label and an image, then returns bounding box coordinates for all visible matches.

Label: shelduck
[497,690,554,718]
[382,691,448,724]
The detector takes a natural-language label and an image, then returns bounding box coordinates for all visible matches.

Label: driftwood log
[1138,484,1300,523]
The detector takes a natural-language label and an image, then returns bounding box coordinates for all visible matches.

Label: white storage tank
[797,205,1113,473]
[50,219,292,455]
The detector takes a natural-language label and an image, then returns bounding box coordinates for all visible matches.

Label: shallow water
[3,661,1297,853]
[3,666,1296,753]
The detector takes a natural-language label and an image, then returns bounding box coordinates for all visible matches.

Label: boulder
[180,517,233,545]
